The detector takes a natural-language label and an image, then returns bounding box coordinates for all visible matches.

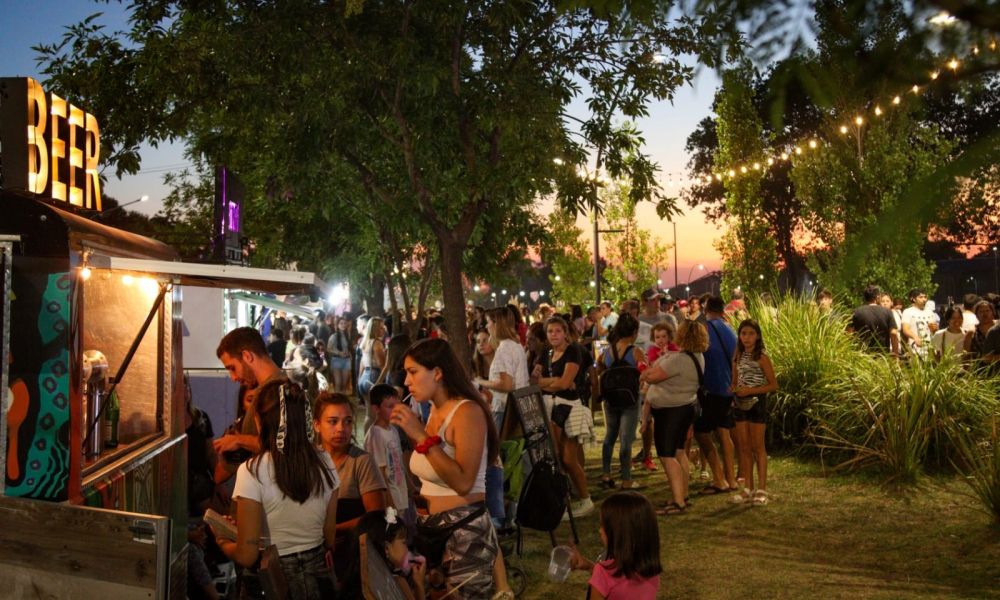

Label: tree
[712,64,779,295]
[684,64,823,293]
[787,1,956,299]
[544,208,596,307]
[599,181,671,303]
[37,2,730,364]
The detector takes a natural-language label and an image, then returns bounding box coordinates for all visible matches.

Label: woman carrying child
[730,319,778,505]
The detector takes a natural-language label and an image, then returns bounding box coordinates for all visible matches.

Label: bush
[950,419,1000,524]
[812,353,999,483]
[746,294,863,447]
[744,294,999,485]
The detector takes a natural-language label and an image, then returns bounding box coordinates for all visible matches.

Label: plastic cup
[548,545,573,582]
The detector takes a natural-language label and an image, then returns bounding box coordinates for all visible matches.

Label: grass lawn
[508,427,1000,599]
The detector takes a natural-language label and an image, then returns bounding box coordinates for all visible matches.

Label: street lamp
[100,195,149,215]
[992,246,998,293]
[684,264,704,296]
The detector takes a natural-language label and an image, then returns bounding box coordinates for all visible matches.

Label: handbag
[259,544,289,600]
[684,351,707,418]
[735,396,760,411]
[414,504,487,568]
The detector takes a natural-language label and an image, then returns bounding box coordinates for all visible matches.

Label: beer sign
[0,77,102,211]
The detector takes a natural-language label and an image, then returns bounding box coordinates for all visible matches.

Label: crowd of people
[847,286,1000,371]
[183,283,999,600]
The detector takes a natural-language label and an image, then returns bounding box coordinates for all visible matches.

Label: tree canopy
[36,0,735,362]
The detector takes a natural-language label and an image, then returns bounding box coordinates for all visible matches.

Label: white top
[962,310,979,334]
[647,352,703,408]
[233,450,340,556]
[901,306,939,358]
[932,329,965,357]
[409,400,488,496]
[488,339,529,414]
[364,424,409,510]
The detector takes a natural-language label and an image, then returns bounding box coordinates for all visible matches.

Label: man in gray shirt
[637,289,676,354]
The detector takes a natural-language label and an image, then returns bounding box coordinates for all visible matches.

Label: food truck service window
[81,269,168,468]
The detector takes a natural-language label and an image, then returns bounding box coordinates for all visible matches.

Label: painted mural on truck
[5,261,71,501]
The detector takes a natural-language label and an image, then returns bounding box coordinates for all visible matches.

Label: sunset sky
[1,0,725,285]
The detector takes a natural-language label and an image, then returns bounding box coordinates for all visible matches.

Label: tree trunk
[438,238,472,370]
[361,273,387,318]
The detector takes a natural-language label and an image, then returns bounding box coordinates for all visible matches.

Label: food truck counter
[1,192,329,599]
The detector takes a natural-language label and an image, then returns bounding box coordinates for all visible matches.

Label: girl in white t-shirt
[933,306,966,360]
[213,381,340,600]
[477,307,530,430]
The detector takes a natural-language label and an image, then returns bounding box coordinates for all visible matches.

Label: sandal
[731,487,752,504]
[656,502,686,516]
[600,477,615,490]
[752,490,769,505]
[698,484,730,496]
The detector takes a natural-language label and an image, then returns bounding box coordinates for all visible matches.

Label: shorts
[734,395,768,424]
[651,403,697,457]
[329,356,350,371]
[694,393,735,433]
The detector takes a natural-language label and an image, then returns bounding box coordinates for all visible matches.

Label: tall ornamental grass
[744,294,999,489]
[746,295,863,447]
[949,418,1000,524]
[811,354,997,483]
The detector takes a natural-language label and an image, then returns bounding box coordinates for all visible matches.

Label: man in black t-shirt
[850,285,899,354]
[266,328,288,367]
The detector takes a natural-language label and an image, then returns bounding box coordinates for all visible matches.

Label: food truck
[0,76,329,598]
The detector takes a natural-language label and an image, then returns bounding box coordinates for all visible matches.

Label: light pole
[672,220,679,289]
[993,246,998,293]
[100,195,149,216]
[591,220,623,306]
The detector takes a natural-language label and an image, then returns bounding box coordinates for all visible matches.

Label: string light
[705,45,1000,182]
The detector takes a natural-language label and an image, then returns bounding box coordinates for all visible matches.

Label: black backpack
[515,457,569,532]
[599,343,641,409]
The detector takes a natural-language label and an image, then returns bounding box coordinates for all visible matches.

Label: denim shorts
[734,395,768,424]
[329,356,350,371]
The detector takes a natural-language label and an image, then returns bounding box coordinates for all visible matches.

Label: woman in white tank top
[389,339,511,599]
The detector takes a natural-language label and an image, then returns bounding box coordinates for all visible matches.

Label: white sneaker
[562,497,595,521]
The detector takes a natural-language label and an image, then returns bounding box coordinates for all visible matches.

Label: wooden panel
[0,563,154,600]
[0,495,166,591]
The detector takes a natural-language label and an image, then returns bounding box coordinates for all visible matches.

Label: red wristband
[415,435,442,454]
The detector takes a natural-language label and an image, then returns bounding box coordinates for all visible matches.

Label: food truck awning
[86,254,330,296]
[226,291,316,319]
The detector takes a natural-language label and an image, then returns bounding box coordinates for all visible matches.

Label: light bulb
[840,125,848,134]
[893,96,901,105]
[854,116,864,126]
[874,106,882,116]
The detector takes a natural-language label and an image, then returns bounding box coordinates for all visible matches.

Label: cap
[677,299,688,308]
[641,289,662,302]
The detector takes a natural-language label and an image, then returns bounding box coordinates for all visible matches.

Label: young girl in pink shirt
[569,491,662,600]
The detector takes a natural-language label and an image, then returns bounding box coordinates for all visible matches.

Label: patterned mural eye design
[6,273,71,500]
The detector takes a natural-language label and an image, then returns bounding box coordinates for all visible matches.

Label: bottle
[104,390,120,448]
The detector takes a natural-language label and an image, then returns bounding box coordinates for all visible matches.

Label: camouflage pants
[420,503,498,599]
